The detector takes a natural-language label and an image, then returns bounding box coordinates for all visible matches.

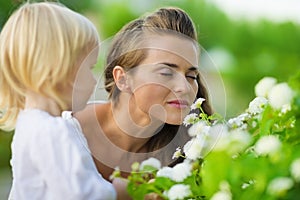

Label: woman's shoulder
[74,101,107,121]
[73,101,110,133]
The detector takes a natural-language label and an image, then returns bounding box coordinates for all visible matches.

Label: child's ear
[113,66,131,92]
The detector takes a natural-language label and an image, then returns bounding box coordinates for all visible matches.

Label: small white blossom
[254,135,281,156]
[172,147,182,159]
[280,104,292,114]
[109,166,120,180]
[241,179,255,189]
[220,180,231,190]
[227,129,252,154]
[166,184,191,200]
[139,157,161,170]
[248,96,268,115]
[211,181,232,200]
[290,119,296,128]
[228,113,250,129]
[267,177,294,197]
[191,98,205,110]
[183,113,198,126]
[210,190,232,200]
[171,162,192,182]
[156,166,173,179]
[185,124,228,156]
[157,162,192,182]
[255,77,277,97]
[209,124,230,152]
[290,158,300,182]
[131,162,139,171]
[251,121,258,128]
[268,83,294,110]
[183,138,205,160]
[188,120,210,137]
[192,123,227,155]
[241,183,249,189]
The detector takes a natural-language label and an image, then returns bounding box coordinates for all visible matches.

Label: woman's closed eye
[186,75,197,80]
[186,71,198,80]
[158,68,173,77]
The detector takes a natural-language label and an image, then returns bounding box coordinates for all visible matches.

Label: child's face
[72,47,99,112]
[127,34,199,125]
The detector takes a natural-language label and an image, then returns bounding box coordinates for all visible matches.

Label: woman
[74,7,212,199]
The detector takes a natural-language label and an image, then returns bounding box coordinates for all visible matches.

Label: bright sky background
[209,0,300,24]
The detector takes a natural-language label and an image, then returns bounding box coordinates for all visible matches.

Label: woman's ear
[113,66,131,92]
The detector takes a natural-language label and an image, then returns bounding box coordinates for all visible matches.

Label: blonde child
[0,2,116,199]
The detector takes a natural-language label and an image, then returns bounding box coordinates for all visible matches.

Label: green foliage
[122,74,300,199]
[0,130,13,169]
[95,1,139,39]
[0,0,96,29]
[0,0,18,29]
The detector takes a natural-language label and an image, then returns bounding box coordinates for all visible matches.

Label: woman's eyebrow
[159,62,198,71]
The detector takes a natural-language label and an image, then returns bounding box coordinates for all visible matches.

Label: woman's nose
[172,73,191,94]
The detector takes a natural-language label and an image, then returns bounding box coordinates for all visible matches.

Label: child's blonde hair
[0,2,100,131]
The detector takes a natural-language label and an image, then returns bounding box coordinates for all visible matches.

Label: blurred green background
[1,0,299,198]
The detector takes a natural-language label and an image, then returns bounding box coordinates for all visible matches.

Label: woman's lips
[167,100,189,108]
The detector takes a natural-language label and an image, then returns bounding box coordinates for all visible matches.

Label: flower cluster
[118,74,300,200]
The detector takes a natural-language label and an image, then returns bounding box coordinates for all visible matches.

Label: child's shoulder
[15,109,88,149]
[19,108,63,122]
[17,109,72,135]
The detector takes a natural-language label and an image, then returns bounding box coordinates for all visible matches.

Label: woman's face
[127,34,199,125]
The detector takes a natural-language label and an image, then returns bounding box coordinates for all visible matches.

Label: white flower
[139,157,161,170]
[227,129,252,154]
[183,137,204,160]
[211,181,232,200]
[166,184,191,200]
[171,162,192,182]
[228,113,250,129]
[188,120,210,137]
[191,98,205,110]
[210,190,232,200]
[290,119,296,128]
[209,124,230,152]
[156,166,173,179]
[241,179,255,189]
[290,158,300,182]
[281,104,291,114]
[248,96,268,115]
[183,113,198,126]
[267,177,294,197]
[172,147,182,159]
[109,166,120,180]
[268,83,294,110]
[255,77,277,97]
[156,162,192,182]
[254,135,281,156]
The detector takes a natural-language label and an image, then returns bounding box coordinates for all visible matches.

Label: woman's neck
[25,90,62,116]
[99,100,163,153]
